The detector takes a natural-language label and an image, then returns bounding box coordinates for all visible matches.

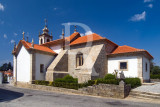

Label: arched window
[76,52,83,67]
[47,39,50,42]
[41,39,43,44]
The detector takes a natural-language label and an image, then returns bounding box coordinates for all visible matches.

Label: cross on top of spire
[42,19,49,34]
[44,19,48,27]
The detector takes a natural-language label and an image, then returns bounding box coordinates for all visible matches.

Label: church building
[12,22,153,84]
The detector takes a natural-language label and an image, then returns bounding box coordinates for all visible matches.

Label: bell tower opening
[39,19,53,45]
[47,39,50,42]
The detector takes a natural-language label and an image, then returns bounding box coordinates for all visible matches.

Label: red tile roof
[41,39,63,47]
[111,45,153,59]
[65,32,81,43]
[41,32,80,46]
[70,33,105,46]
[13,33,153,59]
[15,40,56,55]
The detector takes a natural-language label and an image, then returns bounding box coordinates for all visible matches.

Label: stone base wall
[16,81,131,99]
[151,79,160,82]
[79,83,131,98]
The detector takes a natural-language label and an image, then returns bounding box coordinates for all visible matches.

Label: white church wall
[17,46,31,82]
[35,53,55,80]
[108,56,138,78]
[50,45,61,53]
[142,56,150,81]
[13,56,16,78]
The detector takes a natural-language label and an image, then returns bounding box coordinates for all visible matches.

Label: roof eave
[107,51,153,60]
[28,48,57,55]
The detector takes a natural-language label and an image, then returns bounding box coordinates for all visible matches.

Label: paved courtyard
[0,84,160,107]
[133,82,160,93]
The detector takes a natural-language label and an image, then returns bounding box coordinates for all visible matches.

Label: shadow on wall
[0,88,24,102]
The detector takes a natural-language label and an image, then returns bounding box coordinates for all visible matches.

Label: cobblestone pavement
[0,84,160,107]
[133,82,160,93]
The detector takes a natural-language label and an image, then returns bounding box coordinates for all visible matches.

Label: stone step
[129,91,160,100]
[130,91,160,96]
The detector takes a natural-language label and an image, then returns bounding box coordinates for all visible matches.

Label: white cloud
[13,33,18,36]
[148,4,153,8]
[10,39,15,44]
[54,8,57,11]
[144,0,153,3]
[0,3,4,11]
[85,31,93,35]
[80,33,85,36]
[4,34,7,39]
[67,22,71,25]
[130,11,146,22]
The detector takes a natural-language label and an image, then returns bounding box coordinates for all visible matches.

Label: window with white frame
[119,62,128,71]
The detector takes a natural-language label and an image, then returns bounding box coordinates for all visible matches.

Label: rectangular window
[146,63,148,72]
[120,62,128,70]
[40,64,44,73]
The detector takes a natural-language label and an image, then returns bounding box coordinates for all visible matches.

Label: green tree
[8,62,13,70]
[0,62,13,71]
[151,66,160,75]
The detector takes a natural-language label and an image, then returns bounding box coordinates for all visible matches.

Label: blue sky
[0,0,160,66]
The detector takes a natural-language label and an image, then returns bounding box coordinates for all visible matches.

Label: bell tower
[39,19,53,45]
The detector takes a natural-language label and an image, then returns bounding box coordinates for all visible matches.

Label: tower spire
[22,31,25,40]
[39,19,52,44]
[31,38,34,48]
[62,29,64,38]
[42,19,49,34]
[74,25,77,33]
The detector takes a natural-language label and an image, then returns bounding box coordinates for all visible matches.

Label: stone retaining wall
[16,81,131,99]
[151,79,160,82]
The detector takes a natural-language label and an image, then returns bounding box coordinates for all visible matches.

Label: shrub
[78,82,89,88]
[53,82,79,90]
[48,81,54,86]
[104,74,116,80]
[87,80,96,86]
[124,78,141,88]
[150,74,160,79]
[35,80,49,86]
[97,78,119,85]
[54,75,78,83]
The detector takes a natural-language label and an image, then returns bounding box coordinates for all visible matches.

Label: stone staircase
[129,90,160,100]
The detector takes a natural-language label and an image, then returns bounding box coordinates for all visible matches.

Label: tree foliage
[0,62,13,71]
[150,61,160,75]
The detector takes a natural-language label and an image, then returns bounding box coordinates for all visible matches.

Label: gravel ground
[133,82,160,93]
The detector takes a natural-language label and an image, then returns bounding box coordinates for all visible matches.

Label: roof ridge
[111,45,153,59]
[122,45,142,50]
